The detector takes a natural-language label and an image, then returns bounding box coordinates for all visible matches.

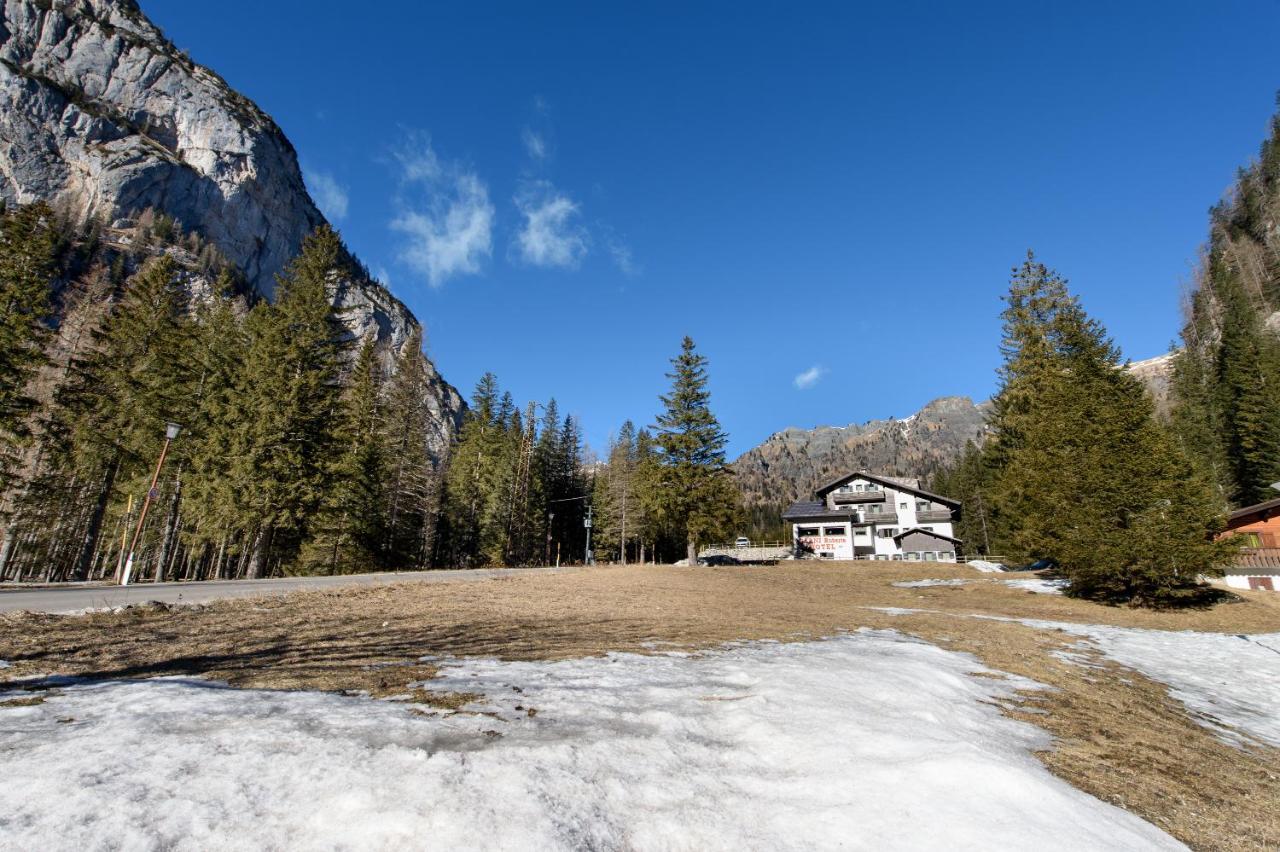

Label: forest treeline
[1168,100,1280,508]
[0,212,448,581]
[445,336,739,568]
[0,206,742,581]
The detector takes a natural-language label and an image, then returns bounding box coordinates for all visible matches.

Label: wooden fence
[1235,547,1280,569]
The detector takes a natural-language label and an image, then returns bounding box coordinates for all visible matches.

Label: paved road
[0,567,574,614]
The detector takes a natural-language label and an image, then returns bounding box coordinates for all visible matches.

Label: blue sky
[146,1,1280,458]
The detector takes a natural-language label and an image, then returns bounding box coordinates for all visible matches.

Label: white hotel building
[782,471,962,561]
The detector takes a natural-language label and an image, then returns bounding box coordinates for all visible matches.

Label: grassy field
[2,561,1278,850]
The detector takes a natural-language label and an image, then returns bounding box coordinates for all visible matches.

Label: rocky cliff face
[0,0,463,457]
[732,396,992,506]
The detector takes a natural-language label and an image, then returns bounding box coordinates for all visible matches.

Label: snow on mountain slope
[0,631,1181,851]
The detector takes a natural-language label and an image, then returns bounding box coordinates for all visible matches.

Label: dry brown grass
[2,561,1278,850]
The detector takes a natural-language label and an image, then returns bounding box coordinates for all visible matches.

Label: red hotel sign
[800,535,847,549]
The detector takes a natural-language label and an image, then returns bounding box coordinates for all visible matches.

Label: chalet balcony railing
[832,490,885,504]
[1235,547,1280,568]
[858,511,899,524]
[916,509,954,522]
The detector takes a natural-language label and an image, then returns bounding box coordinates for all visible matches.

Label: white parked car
[734,537,751,548]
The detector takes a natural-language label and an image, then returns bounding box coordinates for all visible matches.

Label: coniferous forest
[13,101,1280,600]
[0,205,742,580]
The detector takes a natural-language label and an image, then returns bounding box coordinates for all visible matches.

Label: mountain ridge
[733,356,1176,506]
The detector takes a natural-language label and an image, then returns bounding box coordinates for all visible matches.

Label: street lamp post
[121,422,182,586]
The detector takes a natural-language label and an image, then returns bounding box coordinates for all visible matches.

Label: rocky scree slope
[0,0,463,457]
[732,396,991,507]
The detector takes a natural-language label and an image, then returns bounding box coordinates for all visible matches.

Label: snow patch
[893,579,968,588]
[966,560,1006,573]
[1021,621,1280,749]
[1004,579,1068,595]
[0,634,1181,850]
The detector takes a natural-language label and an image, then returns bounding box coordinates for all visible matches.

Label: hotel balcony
[857,511,899,525]
[831,489,886,505]
[916,509,954,522]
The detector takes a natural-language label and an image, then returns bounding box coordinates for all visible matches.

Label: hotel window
[823,526,846,536]
[899,501,908,510]
[797,527,819,537]
[906,552,920,561]
[877,528,897,538]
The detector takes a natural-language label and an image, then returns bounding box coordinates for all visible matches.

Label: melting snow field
[0,631,1184,851]
[1004,578,1069,595]
[1024,620,1280,749]
[891,578,969,588]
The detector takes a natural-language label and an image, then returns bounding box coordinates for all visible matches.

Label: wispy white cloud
[389,134,494,287]
[374,266,392,288]
[521,127,547,162]
[303,168,349,222]
[513,181,588,269]
[794,365,826,390]
[598,224,639,276]
[608,240,638,276]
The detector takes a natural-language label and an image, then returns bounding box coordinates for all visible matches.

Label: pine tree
[54,254,197,579]
[593,421,638,563]
[652,337,740,564]
[300,335,386,573]
[224,226,348,577]
[181,282,250,577]
[990,254,1233,605]
[0,202,58,479]
[381,329,441,568]
[442,373,504,566]
[1213,272,1280,505]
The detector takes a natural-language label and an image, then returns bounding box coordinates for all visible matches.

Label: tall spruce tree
[224,226,348,577]
[1213,273,1280,505]
[300,335,386,573]
[442,373,503,566]
[991,254,1232,605]
[0,202,59,580]
[55,254,196,579]
[181,283,249,577]
[0,202,58,477]
[381,329,440,568]
[592,420,638,563]
[652,337,739,564]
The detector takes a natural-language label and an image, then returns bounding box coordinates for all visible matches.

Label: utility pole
[584,503,593,565]
[121,422,181,586]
